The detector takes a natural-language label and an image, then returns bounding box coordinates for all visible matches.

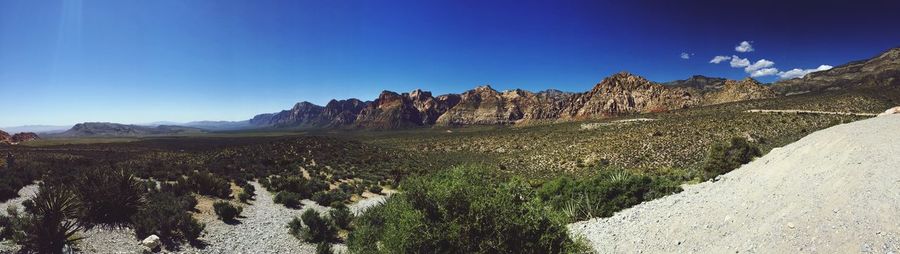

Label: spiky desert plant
[19,183,84,254]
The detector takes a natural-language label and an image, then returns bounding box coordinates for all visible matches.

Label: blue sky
[1,0,899,126]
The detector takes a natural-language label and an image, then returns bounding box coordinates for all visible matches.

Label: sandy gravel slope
[569,115,900,253]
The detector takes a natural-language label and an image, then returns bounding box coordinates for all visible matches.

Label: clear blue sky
[2,0,899,126]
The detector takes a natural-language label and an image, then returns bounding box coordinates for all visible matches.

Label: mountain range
[51,47,900,135]
[246,73,774,129]
[54,123,206,137]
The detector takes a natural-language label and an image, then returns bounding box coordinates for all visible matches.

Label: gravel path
[2,181,390,253]
[569,114,900,253]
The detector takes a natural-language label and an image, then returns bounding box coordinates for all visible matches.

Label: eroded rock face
[0,130,10,144]
[561,72,703,119]
[355,91,424,128]
[10,132,39,143]
[664,75,728,91]
[703,78,777,105]
[249,72,785,128]
[322,99,367,127]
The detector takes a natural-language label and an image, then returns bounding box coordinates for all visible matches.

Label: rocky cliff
[703,78,777,105]
[250,72,780,129]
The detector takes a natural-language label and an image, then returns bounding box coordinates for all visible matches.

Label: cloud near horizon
[777,65,833,79]
[708,41,834,79]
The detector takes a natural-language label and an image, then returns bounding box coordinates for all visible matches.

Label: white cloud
[750,67,779,77]
[680,52,691,59]
[777,65,833,79]
[744,59,775,72]
[710,55,731,64]
[729,55,750,68]
[735,41,754,52]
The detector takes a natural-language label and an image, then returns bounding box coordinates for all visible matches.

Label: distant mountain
[663,75,728,91]
[181,120,253,131]
[57,122,205,137]
[249,72,775,129]
[0,125,70,134]
[773,47,900,94]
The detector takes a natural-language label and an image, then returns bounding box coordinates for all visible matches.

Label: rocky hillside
[0,130,39,144]
[703,78,777,105]
[58,122,204,137]
[773,47,900,94]
[251,72,775,129]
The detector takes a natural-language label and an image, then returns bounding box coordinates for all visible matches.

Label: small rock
[141,235,160,250]
[787,223,795,229]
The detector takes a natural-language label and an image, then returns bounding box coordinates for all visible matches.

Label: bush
[316,242,334,254]
[75,168,144,226]
[17,183,84,254]
[213,201,242,222]
[701,137,761,178]
[238,192,252,203]
[311,189,350,206]
[296,209,338,243]
[242,183,256,197]
[287,217,304,237]
[348,165,576,253]
[329,203,352,230]
[267,176,327,199]
[274,191,303,208]
[368,185,383,194]
[182,171,231,198]
[537,170,681,221]
[132,192,205,242]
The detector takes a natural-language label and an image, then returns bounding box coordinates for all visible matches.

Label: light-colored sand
[569,114,900,253]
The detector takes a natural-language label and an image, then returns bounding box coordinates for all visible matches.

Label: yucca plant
[19,183,84,254]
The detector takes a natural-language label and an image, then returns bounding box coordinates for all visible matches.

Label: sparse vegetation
[74,168,144,226]
[537,168,681,222]
[348,165,576,254]
[296,209,338,243]
[701,137,762,178]
[213,201,242,222]
[17,183,84,254]
[329,203,353,230]
[132,191,205,243]
[273,191,303,209]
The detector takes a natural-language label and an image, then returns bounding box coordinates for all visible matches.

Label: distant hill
[773,47,900,94]
[140,120,253,131]
[663,75,728,91]
[57,122,205,137]
[0,125,70,134]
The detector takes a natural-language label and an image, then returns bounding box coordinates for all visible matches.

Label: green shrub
[348,165,576,254]
[75,168,144,226]
[242,183,256,196]
[213,201,242,222]
[267,176,328,199]
[537,169,682,221]
[238,192,252,203]
[701,137,762,178]
[316,242,334,254]
[274,191,303,208]
[132,192,205,242]
[17,183,84,254]
[329,203,352,230]
[368,185,383,194]
[311,189,350,206]
[182,171,231,198]
[297,209,338,243]
[287,216,304,237]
